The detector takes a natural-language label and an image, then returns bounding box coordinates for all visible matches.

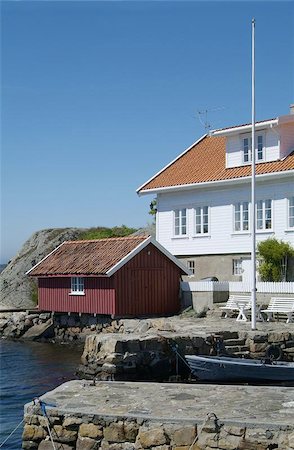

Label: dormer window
[257,135,264,160]
[243,137,251,163]
[242,134,264,163]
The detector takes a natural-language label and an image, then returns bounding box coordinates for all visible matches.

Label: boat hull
[185,355,294,382]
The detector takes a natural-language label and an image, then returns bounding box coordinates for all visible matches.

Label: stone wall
[22,409,294,450]
[0,311,117,342]
[78,329,294,381]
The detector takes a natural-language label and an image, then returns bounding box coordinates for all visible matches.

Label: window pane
[257,135,263,160]
[233,259,242,275]
[195,208,201,233]
[181,209,187,234]
[265,199,271,209]
[196,224,201,234]
[187,260,195,274]
[234,203,241,231]
[290,197,294,227]
[243,202,249,230]
[174,210,180,235]
[265,200,272,229]
[243,139,249,162]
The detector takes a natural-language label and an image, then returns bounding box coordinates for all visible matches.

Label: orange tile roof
[28,236,149,276]
[138,135,294,192]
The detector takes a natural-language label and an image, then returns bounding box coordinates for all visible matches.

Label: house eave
[210,119,279,136]
[138,169,294,195]
[136,134,207,195]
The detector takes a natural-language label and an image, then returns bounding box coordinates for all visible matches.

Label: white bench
[261,297,294,324]
[220,295,251,321]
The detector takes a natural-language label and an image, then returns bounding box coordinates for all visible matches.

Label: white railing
[181,281,294,294]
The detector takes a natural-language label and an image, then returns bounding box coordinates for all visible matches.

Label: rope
[168,341,193,370]
[189,412,221,449]
[33,398,57,450]
[0,418,24,448]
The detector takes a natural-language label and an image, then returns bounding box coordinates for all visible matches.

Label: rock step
[225,345,250,355]
[223,338,246,346]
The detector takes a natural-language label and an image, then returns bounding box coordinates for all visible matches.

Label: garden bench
[261,297,294,324]
[220,295,252,321]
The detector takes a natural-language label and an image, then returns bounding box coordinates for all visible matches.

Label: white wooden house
[137,106,294,282]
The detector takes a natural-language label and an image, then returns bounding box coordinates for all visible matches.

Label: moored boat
[185,355,294,382]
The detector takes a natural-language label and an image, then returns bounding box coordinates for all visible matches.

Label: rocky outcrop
[0,228,84,310]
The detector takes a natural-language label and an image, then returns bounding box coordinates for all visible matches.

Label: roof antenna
[197,107,225,132]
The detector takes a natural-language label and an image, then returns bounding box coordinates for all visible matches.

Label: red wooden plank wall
[38,277,115,315]
[114,243,181,316]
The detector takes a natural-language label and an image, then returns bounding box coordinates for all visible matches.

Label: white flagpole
[251,18,257,330]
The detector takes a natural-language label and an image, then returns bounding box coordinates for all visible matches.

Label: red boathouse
[27,236,189,317]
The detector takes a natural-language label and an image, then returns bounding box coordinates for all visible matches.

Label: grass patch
[78,225,137,240]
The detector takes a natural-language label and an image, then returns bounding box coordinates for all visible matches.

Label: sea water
[0,339,82,449]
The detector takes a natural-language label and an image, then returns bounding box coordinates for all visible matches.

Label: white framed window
[257,135,264,161]
[243,137,251,163]
[289,197,294,228]
[174,209,187,236]
[187,260,195,275]
[234,202,249,232]
[256,199,272,230]
[195,206,209,234]
[242,134,264,163]
[232,259,242,275]
[71,277,84,294]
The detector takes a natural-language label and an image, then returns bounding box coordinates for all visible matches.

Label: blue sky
[1,1,294,263]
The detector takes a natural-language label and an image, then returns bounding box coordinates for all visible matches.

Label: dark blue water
[0,339,82,449]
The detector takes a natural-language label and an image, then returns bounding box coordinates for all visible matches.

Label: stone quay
[78,316,294,381]
[23,379,294,450]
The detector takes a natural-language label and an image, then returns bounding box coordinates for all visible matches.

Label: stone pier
[78,317,294,381]
[23,380,294,450]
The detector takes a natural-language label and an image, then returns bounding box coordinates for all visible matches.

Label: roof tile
[28,236,149,276]
[139,136,294,191]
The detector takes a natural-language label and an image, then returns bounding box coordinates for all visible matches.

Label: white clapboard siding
[157,178,294,257]
[181,281,294,294]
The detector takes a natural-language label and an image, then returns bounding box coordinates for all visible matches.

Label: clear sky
[1,1,293,263]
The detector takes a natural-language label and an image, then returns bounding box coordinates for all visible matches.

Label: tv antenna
[197,106,225,132]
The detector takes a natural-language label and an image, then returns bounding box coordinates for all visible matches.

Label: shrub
[257,238,294,281]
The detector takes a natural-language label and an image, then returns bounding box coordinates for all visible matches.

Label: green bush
[257,238,294,281]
